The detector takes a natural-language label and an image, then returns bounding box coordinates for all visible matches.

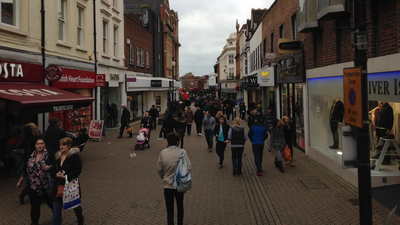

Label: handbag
[282,146,292,161]
[126,125,133,134]
[56,184,64,197]
[62,175,81,210]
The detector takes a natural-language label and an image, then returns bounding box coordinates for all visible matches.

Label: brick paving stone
[1,108,400,224]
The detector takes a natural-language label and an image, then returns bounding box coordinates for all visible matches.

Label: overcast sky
[169,0,275,77]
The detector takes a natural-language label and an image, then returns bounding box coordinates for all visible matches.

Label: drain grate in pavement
[299,179,329,189]
[348,199,359,206]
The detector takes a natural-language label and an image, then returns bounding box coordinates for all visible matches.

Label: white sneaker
[199,133,203,136]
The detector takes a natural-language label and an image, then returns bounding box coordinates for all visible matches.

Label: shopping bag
[282,146,292,161]
[126,125,133,134]
[173,150,192,193]
[62,176,81,210]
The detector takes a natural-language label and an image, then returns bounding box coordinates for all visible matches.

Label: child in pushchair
[135,128,150,150]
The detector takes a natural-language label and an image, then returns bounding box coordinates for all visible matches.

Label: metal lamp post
[171,61,176,102]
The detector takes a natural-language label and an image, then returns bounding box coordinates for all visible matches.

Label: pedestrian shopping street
[1,116,399,225]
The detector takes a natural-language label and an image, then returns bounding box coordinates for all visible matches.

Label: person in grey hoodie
[228,117,248,175]
[202,110,216,152]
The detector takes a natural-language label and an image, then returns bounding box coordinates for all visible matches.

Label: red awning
[0,83,94,113]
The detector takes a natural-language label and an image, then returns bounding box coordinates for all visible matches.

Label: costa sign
[45,65,63,82]
[0,60,43,83]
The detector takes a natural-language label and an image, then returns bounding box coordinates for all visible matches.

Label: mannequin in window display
[112,102,118,127]
[372,102,394,163]
[107,102,113,128]
[329,97,344,149]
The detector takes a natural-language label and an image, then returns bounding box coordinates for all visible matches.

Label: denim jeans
[53,201,84,225]
[252,144,264,173]
[204,129,213,149]
[231,147,244,172]
[164,189,184,225]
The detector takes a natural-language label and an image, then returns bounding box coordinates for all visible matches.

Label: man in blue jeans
[202,110,216,152]
[248,116,268,176]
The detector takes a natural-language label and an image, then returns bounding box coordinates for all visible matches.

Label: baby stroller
[135,128,150,150]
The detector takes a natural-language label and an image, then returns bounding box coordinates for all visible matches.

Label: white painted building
[218,32,237,99]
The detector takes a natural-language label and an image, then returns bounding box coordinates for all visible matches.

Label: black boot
[278,161,285,173]
[274,156,278,168]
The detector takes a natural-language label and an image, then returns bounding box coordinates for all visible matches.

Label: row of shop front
[0,50,179,141]
[234,51,400,187]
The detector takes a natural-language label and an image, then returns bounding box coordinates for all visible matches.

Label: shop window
[77,6,83,47]
[58,0,66,42]
[317,0,347,21]
[1,0,18,27]
[129,44,134,65]
[298,0,319,33]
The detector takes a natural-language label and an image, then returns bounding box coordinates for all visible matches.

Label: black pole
[353,0,372,224]
[41,0,46,131]
[93,0,98,120]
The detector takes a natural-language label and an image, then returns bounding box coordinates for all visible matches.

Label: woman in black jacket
[194,107,204,136]
[281,116,295,167]
[174,111,187,149]
[159,114,175,139]
[214,116,230,168]
[52,137,84,225]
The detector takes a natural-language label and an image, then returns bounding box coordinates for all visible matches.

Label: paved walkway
[1,110,400,224]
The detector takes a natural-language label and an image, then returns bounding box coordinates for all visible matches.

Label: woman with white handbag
[52,137,84,225]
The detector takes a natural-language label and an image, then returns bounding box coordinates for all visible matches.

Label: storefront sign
[95,74,106,87]
[53,105,73,111]
[343,67,362,128]
[257,67,275,87]
[0,88,63,96]
[151,80,162,87]
[0,60,43,82]
[110,73,120,81]
[277,51,305,84]
[265,53,276,59]
[368,71,400,102]
[89,120,104,139]
[45,65,63,82]
[248,76,259,89]
[52,68,95,89]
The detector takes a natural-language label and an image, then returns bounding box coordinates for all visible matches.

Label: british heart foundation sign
[343,67,363,128]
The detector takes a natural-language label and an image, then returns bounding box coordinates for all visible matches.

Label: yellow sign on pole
[343,67,363,128]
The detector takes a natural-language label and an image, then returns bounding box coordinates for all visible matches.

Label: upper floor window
[129,44,134,65]
[112,0,117,7]
[229,41,233,45]
[229,55,234,64]
[102,21,108,54]
[113,26,118,57]
[270,33,274,53]
[291,14,298,39]
[58,0,66,42]
[279,24,284,38]
[146,51,150,68]
[77,7,83,47]
[137,47,144,67]
[1,0,18,27]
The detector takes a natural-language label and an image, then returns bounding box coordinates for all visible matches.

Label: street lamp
[171,61,176,102]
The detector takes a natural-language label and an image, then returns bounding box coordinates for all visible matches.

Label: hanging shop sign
[95,74,106,87]
[45,65,63,82]
[277,51,305,84]
[343,67,362,128]
[257,67,275,87]
[52,68,95,89]
[0,60,43,82]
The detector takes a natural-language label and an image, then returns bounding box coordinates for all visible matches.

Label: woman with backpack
[228,117,248,175]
